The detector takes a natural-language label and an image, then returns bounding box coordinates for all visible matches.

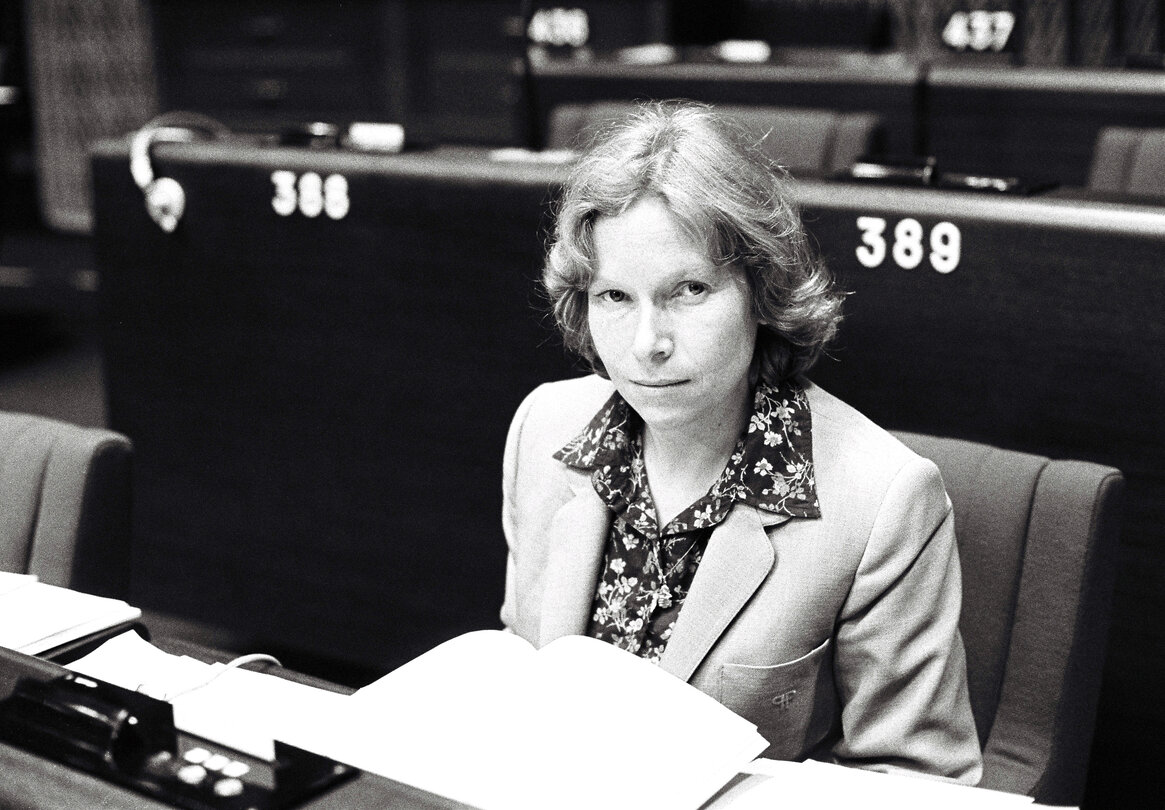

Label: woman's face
[588,195,757,436]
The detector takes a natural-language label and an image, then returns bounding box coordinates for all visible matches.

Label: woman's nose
[632,305,674,362]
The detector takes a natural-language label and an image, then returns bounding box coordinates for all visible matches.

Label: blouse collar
[554,378,821,519]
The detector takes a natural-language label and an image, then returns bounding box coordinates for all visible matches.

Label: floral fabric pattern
[553,379,821,662]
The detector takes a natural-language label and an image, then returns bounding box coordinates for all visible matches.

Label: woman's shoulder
[520,375,615,420]
[804,380,939,491]
[527,374,614,404]
[803,382,951,556]
[510,375,616,454]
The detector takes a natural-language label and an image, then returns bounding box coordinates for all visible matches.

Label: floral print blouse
[553,379,821,663]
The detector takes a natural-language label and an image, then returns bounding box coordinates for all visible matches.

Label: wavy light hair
[543,100,843,384]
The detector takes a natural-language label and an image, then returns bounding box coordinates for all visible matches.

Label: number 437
[855,217,961,274]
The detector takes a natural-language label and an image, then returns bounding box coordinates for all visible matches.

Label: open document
[336,630,768,810]
[67,629,768,810]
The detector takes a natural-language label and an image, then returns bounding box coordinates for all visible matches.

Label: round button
[183,747,210,764]
[203,753,230,772]
[222,761,250,779]
[176,764,207,786]
[213,777,245,797]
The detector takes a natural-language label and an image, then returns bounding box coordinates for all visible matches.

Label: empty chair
[1087,126,1165,197]
[0,411,133,599]
[545,101,884,177]
[894,431,1122,806]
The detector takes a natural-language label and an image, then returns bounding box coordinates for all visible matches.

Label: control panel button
[213,777,245,797]
[203,753,230,772]
[222,760,251,778]
[183,747,210,765]
[176,764,208,785]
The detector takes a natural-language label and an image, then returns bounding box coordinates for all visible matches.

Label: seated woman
[501,101,982,783]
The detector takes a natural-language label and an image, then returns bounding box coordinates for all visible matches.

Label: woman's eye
[596,290,626,303]
[680,281,708,297]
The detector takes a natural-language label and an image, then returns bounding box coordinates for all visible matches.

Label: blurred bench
[1088,126,1165,199]
[545,101,884,178]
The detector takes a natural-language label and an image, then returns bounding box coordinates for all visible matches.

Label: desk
[532,60,1165,188]
[91,141,1164,806]
[924,66,1165,185]
[531,57,922,156]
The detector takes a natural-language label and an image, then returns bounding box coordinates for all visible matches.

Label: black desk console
[0,644,473,809]
[0,646,358,809]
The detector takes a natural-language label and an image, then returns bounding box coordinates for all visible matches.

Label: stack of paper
[0,572,141,655]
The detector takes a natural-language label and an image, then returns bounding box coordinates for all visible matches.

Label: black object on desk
[841,155,1059,195]
[0,646,356,809]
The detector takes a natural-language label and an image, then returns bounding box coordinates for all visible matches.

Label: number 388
[855,217,961,274]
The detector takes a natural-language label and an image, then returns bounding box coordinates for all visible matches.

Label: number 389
[855,217,961,274]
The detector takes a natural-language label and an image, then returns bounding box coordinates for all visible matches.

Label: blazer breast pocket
[719,638,836,760]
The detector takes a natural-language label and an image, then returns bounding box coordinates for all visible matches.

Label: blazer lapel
[660,506,786,681]
[538,471,611,646]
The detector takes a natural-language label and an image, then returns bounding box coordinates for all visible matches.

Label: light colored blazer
[501,375,983,783]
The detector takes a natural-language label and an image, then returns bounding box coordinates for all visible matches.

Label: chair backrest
[893,431,1123,806]
[544,101,884,177]
[0,411,133,599]
[1087,125,1165,197]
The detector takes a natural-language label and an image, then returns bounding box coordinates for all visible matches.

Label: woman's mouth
[633,379,689,388]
